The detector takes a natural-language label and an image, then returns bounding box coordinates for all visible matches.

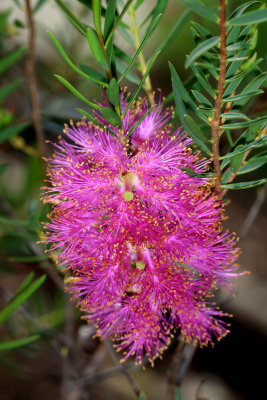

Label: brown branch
[104,340,141,398]
[167,339,196,400]
[210,0,227,196]
[25,0,46,157]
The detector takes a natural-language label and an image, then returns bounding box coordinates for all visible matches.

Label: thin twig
[210,0,227,195]
[129,3,154,106]
[104,340,141,398]
[24,0,46,157]
[76,362,140,388]
[167,339,196,400]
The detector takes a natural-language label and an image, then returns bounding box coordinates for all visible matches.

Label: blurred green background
[0,1,267,399]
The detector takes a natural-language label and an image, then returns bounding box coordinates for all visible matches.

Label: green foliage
[171,0,267,190]
[0,274,46,325]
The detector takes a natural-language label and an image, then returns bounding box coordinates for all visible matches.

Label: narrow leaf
[87,27,108,68]
[0,123,29,144]
[229,8,267,25]
[107,78,120,106]
[0,275,46,325]
[238,154,267,174]
[179,0,218,22]
[169,63,196,110]
[125,105,157,139]
[185,37,221,69]
[104,0,116,41]
[79,64,106,84]
[75,108,104,128]
[92,0,102,35]
[123,51,161,115]
[54,75,102,110]
[222,90,263,103]
[0,335,40,351]
[54,0,87,36]
[0,164,8,174]
[221,178,267,190]
[48,32,108,87]
[0,47,25,75]
[221,115,267,130]
[102,107,122,127]
[8,255,49,263]
[105,0,134,48]
[220,135,267,160]
[171,67,211,155]
[191,90,213,108]
[118,13,162,84]
[0,79,23,104]
[221,112,248,120]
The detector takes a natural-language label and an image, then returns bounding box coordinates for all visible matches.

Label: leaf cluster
[170,1,267,190]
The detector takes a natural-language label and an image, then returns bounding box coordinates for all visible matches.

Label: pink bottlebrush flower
[43,94,241,365]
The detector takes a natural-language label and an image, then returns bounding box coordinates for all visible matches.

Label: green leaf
[0,10,11,34]
[184,115,209,143]
[234,72,267,106]
[92,0,102,35]
[151,0,168,24]
[0,47,25,75]
[221,178,267,190]
[230,149,244,172]
[225,48,248,79]
[239,154,267,175]
[178,0,218,22]
[0,79,23,104]
[134,0,144,10]
[107,78,120,106]
[169,63,196,110]
[221,112,248,120]
[123,50,161,116]
[75,108,104,128]
[221,167,232,185]
[0,123,29,144]
[48,32,108,87]
[0,164,8,175]
[229,1,262,19]
[104,0,116,41]
[79,64,106,84]
[54,75,102,110]
[174,386,184,400]
[185,36,220,69]
[125,105,157,139]
[227,41,250,51]
[8,255,49,263]
[229,7,267,25]
[220,135,267,160]
[0,335,40,351]
[138,392,148,400]
[118,13,162,84]
[33,0,48,13]
[221,115,267,130]
[0,275,46,325]
[222,90,263,103]
[54,0,87,36]
[191,90,213,108]
[115,59,141,85]
[191,65,216,98]
[102,107,121,127]
[87,27,108,68]
[105,0,134,48]
[170,65,211,156]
